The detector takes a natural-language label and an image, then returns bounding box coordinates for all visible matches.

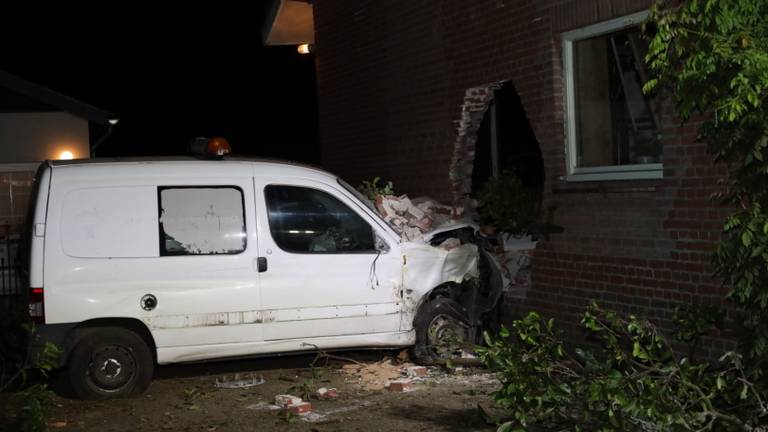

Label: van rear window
[158,186,246,256]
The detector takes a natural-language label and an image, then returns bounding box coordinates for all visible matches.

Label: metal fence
[0,232,25,296]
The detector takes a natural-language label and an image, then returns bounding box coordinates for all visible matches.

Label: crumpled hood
[421,221,479,243]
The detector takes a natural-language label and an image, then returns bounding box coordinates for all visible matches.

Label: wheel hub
[100,358,122,378]
[427,314,467,359]
[88,345,135,391]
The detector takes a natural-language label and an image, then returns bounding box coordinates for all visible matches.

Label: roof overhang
[261,0,315,46]
[0,70,117,126]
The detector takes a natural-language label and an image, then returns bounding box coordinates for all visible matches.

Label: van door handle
[256,257,268,273]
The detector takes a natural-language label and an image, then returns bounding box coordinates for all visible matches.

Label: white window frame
[562,10,662,182]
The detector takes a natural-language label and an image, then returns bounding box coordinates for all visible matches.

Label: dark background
[1,3,319,164]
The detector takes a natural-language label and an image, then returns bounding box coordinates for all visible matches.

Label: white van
[26,157,502,399]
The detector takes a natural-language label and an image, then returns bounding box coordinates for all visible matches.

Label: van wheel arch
[72,318,157,363]
[67,321,155,399]
[410,246,505,363]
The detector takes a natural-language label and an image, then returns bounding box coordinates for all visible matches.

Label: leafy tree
[645,0,768,367]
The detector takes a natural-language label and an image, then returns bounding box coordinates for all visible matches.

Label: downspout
[90,119,119,157]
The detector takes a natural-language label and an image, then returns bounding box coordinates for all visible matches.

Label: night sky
[1,3,319,164]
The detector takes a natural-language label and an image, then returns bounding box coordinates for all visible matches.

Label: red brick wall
[315,0,732,354]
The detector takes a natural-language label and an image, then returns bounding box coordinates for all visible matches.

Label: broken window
[563,11,663,181]
[158,186,246,256]
[265,185,375,253]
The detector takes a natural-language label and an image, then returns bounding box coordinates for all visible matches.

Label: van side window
[265,185,375,253]
[62,186,159,258]
[158,187,246,256]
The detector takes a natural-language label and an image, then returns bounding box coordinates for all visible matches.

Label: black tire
[412,298,473,364]
[68,327,154,400]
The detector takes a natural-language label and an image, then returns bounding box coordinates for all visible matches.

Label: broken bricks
[405,366,428,378]
[375,194,465,242]
[275,394,313,414]
[316,387,339,399]
[274,394,303,407]
[387,379,415,392]
[284,402,312,414]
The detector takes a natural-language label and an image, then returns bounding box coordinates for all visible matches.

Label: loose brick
[274,394,303,408]
[405,366,428,377]
[284,402,312,414]
[387,379,414,392]
[316,387,338,399]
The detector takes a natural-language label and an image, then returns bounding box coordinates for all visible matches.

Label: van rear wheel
[68,328,153,399]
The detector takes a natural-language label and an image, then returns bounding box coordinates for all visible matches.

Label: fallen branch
[299,342,366,367]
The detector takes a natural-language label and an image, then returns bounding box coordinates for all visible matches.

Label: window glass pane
[265,185,375,253]
[159,187,246,256]
[573,27,661,168]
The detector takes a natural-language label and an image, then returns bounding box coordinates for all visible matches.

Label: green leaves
[479,305,765,431]
[648,0,768,370]
[356,176,395,201]
[475,171,548,237]
[480,2,768,429]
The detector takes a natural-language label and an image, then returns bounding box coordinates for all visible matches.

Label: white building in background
[0,70,117,231]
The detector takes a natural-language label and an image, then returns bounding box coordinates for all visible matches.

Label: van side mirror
[374,233,390,253]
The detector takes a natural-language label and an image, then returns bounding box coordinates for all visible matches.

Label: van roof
[47,157,337,181]
[49,156,321,170]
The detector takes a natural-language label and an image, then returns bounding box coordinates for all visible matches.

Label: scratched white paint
[160,188,245,254]
[147,310,263,329]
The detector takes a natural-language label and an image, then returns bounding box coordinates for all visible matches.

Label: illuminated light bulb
[59,150,74,160]
[297,43,313,54]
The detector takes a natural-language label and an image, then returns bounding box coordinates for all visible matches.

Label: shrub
[477,304,768,431]
[646,0,768,368]
[476,172,561,240]
[1,324,62,432]
[476,172,539,236]
[357,177,395,201]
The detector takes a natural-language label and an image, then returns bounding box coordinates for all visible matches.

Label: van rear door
[28,162,51,290]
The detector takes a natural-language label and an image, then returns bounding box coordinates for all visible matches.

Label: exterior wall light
[59,150,74,160]
[297,43,314,54]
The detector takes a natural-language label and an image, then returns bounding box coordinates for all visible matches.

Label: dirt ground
[2,351,502,431]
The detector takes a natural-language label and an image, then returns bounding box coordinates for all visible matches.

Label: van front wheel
[68,328,153,399]
[412,298,472,364]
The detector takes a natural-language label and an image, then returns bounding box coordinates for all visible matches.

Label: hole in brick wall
[472,82,545,195]
[449,81,544,205]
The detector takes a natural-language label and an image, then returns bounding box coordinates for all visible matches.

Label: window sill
[565,164,663,182]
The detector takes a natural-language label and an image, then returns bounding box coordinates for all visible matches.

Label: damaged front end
[402,226,503,331]
[403,226,504,361]
[372,194,504,362]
